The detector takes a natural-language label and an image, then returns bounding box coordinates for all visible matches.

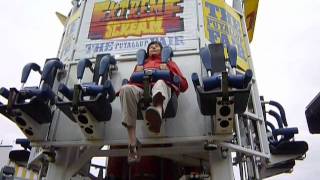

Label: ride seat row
[260,97,308,175]
[0,43,253,139]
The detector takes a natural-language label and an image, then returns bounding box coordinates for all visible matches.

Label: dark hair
[147,41,163,56]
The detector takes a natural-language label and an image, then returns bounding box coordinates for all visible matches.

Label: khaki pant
[120,80,171,127]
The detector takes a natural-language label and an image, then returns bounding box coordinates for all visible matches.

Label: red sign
[89,0,184,40]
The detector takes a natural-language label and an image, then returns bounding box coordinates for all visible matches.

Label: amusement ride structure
[0,0,314,179]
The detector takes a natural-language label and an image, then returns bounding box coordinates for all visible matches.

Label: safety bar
[268,110,284,129]
[41,60,64,83]
[77,58,93,80]
[269,100,288,127]
[98,54,116,77]
[21,63,41,84]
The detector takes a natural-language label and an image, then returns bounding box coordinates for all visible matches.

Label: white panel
[72,0,199,59]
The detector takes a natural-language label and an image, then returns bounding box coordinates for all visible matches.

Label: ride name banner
[75,0,199,58]
[202,0,249,70]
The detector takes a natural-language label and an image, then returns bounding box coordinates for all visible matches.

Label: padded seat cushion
[203,75,221,91]
[270,141,308,155]
[20,85,54,101]
[202,70,253,91]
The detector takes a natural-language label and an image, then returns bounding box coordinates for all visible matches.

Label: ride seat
[0,59,63,138]
[58,55,116,121]
[56,55,116,139]
[191,43,253,116]
[125,46,180,120]
[262,98,308,155]
[3,60,63,122]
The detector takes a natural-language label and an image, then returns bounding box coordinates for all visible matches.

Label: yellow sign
[244,0,259,42]
[202,0,249,71]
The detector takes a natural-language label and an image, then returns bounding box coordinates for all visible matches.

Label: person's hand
[135,65,144,72]
[160,63,168,70]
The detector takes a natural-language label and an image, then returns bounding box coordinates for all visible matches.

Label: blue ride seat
[56,54,116,128]
[124,46,180,120]
[191,43,253,116]
[0,59,63,135]
[6,60,62,102]
[261,98,308,155]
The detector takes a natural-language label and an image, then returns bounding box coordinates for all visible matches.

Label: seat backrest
[21,63,41,84]
[161,46,173,63]
[93,54,116,85]
[208,43,226,73]
[136,49,148,65]
[41,59,63,88]
[200,44,240,74]
[20,59,63,89]
[200,43,226,74]
[136,46,173,65]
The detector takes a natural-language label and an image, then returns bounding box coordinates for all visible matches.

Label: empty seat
[261,98,308,155]
[56,54,116,138]
[0,59,63,138]
[191,43,253,116]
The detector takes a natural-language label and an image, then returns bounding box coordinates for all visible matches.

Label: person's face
[148,43,161,57]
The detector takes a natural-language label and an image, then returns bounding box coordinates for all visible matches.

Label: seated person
[119,41,188,163]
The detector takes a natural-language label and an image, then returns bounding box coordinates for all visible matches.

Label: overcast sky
[251,0,320,179]
[0,0,319,179]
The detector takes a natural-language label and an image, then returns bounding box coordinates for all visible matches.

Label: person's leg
[127,126,141,163]
[119,84,143,144]
[126,126,136,146]
[152,80,171,113]
[119,84,143,162]
[145,80,171,133]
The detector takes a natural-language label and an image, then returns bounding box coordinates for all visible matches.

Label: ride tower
[0,0,308,179]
